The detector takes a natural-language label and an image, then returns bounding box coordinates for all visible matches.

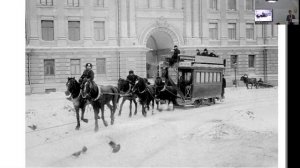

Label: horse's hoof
[111,121,114,125]
[97,116,101,119]
[104,122,108,127]
[82,119,88,123]
[94,127,99,132]
[75,126,80,130]
[118,113,121,116]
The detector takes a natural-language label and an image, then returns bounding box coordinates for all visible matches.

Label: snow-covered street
[26,87,278,167]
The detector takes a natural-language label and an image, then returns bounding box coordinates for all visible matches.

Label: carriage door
[178,69,193,99]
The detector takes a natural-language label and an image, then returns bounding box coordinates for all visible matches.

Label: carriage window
[216,73,220,82]
[200,72,205,83]
[44,59,55,76]
[205,72,209,83]
[184,72,192,84]
[212,73,215,82]
[209,72,213,83]
[196,72,200,83]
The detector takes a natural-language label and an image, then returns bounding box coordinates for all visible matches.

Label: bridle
[66,79,81,100]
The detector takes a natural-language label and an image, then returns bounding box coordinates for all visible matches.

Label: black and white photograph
[0,0,290,167]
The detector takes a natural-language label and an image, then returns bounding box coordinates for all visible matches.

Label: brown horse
[117,78,138,117]
[240,74,258,89]
[154,77,179,110]
[82,79,120,132]
[132,77,155,117]
[65,77,89,130]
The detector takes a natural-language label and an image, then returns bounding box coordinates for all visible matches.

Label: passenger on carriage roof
[196,49,201,56]
[79,63,95,87]
[201,48,209,56]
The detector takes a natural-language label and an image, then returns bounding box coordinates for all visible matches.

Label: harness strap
[69,89,81,101]
[92,85,102,101]
[125,84,132,95]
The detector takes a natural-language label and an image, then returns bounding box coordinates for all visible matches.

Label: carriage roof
[178,54,225,69]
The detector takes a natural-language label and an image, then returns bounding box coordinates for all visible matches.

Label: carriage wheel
[212,98,216,104]
[194,99,202,108]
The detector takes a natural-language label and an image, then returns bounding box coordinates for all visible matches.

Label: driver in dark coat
[79,63,95,88]
[169,45,181,66]
[126,70,139,88]
[154,77,165,97]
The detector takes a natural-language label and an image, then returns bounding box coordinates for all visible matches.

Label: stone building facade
[26,0,278,93]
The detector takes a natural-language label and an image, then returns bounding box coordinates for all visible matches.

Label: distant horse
[240,74,258,89]
[82,79,120,132]
[132,77,155,117]
[65,77,89,130]
[154,77,179,110]
[117,78,138,117]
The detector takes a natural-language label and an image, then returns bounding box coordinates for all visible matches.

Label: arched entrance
[145,29,175,79]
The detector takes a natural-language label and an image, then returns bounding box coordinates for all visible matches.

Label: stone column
[192,0,199,37]
[120,0,128,38]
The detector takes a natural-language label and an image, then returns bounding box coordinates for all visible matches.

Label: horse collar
[92,85,102,101]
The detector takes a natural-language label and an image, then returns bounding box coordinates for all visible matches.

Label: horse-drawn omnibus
[162,54,225,106]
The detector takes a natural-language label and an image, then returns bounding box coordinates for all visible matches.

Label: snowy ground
[26,87,278,168]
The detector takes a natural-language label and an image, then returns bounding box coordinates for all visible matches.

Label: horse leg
[101,105,108,127]
[107,103,114,125]
[118,98,126,116]
[142,104,147,117]
[81,107,88,123]
[75,107,80,130]
[152,99,154,113]
[133,98,138,115]
[93,106,99,132]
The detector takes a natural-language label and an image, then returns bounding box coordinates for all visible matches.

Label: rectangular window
[68,21,80,41]
[212,73,215,83]
[246,23,254,40]
[217,73,221,82]
[210,0,217,10]
[209,72,213,83]
[67,0,79,7]
[231,55,238,68]
[246,0,253,11]
[205,72,209,83]
[196,72,200,83]
[228,23,236,40]
[94,21,105,41]
[248,55,255,68]
[228,0,236,10]
[44,59,55,75]
[96,58,106,74]
[95,0,104,7]
[70,59,81,75]
[209,23,218,40]
[201,72,205,83]
[41,20,54,41]
[40,0,53,6]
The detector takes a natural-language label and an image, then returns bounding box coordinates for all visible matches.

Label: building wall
[26,0,278,93]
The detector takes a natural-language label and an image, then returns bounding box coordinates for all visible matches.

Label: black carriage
[162,54,225,106]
